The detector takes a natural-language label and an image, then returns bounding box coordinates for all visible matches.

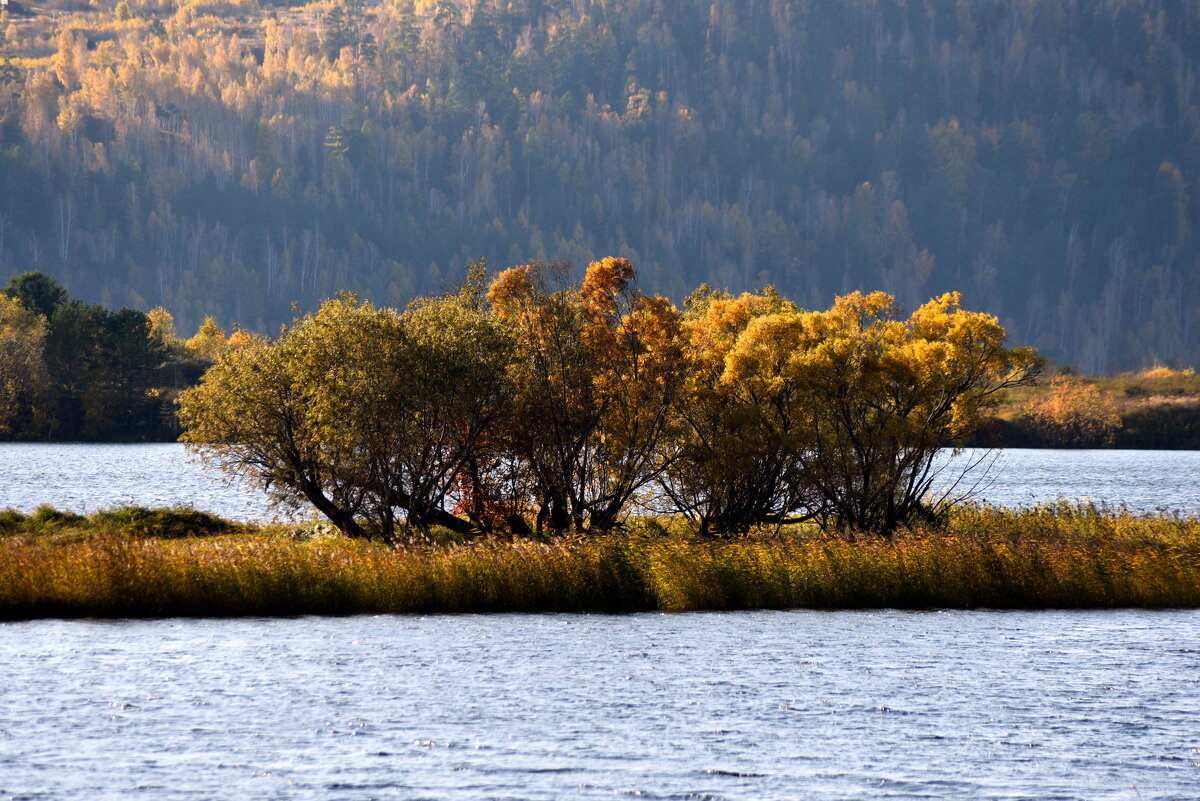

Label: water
[0,610,1197,800]
[934,448,1200,514]
[0,443,288,522]
[2,444,1197,521]
[2,451,1197,798]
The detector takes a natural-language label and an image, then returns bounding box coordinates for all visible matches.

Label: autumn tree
[488,258,683,532]
[186,316,229,361]
[661,285,811,536]
[1027,376,1121,447]
[0,293,51,438]
[665,289,1040,536]
[179,287,511,540]
[739,292,1042,535]
[146,306,179,347]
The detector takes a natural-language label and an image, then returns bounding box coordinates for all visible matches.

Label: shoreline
[3,504,1199,620]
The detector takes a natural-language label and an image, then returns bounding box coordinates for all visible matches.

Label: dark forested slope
[1,0,1198,371]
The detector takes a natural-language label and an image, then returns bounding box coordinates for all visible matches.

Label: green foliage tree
[0,272,210,441]
[44,301,167,440]
[0,293,51,437]
[1,272,68,321]
[179,287,511,540]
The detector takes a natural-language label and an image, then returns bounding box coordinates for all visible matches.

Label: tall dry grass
[2,503,1198,618]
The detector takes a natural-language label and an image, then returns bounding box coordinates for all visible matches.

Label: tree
[179,288,511,540]
[725,291,1042,535]
[186,316,228,361]
[146,306,179,346]
[488,258,683,533]
[1026,376,1121,447]
[1,272,68,320]
[0,293,51,438]
[661,285,811,536]
[43,302,167,440]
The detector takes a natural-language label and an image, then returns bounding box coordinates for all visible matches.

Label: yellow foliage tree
[671,290,1041,535]
[1027,376,1121,447]
[146,306,178,345]
[488,258,683,532]
[662,285,806,535]
[0,294,51,438]
[185,316,228,360]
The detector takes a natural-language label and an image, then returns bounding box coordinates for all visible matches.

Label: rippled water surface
[0,443,285,522]
[1,444,1199,520]
[1,611,1198,800]
[937,448,1200,513]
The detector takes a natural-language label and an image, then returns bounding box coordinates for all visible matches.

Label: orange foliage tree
[1027,377,1121,447]
[488,258,683,532]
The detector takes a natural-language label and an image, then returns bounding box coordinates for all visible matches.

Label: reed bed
[2,503,1199,619]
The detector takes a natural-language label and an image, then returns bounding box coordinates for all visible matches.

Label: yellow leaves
[721,312,808,391]
[672,286,1040,533]
[581,256,635,323]
[185,315,228,360]
[146,305,177,344]
[0,294,51,436]
[813,291,897,344]
[1028,376,1121,447]
[1141,365,1194,379]
[485,263,534,321]
[178,256,1044,537]
[680,288,797,384]
[226,328,254,348]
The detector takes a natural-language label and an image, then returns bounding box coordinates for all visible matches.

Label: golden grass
[2,503,1199,618]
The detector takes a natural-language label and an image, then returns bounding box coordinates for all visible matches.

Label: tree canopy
[178,287,512,540]
[0,271,213,440]
[180,261,1040,539]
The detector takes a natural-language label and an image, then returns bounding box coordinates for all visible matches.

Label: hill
[1,0,1198,372]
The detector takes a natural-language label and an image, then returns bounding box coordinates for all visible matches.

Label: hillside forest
[1,0,1199,372]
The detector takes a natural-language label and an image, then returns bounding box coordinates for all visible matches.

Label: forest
[0,270,226,439]
[0,0,1198,373]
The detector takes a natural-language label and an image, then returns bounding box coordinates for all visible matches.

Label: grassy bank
[973,367,1200,448]
[2,504,1199,618]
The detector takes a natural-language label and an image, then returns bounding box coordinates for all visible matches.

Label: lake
[1,610,1197,800]
[1,443,1199,520]
[2,445,1198,800]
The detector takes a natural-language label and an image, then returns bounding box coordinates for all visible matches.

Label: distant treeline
[0,270,236,440]
[0,0,1198,372]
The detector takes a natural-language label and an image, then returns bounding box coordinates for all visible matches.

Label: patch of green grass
[0,505,245,541]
